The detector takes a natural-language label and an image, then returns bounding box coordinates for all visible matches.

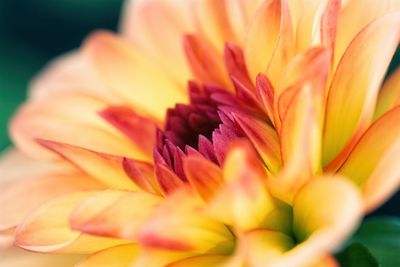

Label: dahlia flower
[1,0,400,266]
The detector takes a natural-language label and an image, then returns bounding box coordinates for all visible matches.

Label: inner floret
[154,82,243,179]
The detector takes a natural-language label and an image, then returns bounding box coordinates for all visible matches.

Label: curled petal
[167,255,227,267]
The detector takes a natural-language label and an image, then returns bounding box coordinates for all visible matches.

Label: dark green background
[0,1,398,216]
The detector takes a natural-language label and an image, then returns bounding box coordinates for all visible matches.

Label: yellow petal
[37,140,140,191]
[168,255,227,267]
[246,177,360,267]
[70,190,162,240]
[335,0,400,66]
[83,31,188,120]
[15,192,128,253]
[272,85,321,203]
[0,247,82,267]
[0,171,104,231]
[138,187,233,254]
[337,106,400,212]
[292,176,362,250]
[208,140,275,231]
[244,0,288,81]
[76,244,138,267]
[241,229,295,267]
[10,92,144,160]
[120,0,194,88]
[323,13,400,169]
[374,67,400,119]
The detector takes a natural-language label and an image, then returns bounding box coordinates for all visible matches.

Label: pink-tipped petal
[100,106,158,157]
[71,190,162,240]
[38,140,139,191]
[15,192,128,253]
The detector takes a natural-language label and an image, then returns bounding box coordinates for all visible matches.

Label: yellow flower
[1,0,400,266]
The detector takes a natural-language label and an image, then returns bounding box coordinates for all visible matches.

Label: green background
[0,1,398,217]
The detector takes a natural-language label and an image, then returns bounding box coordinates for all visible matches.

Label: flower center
[154,82,243,179]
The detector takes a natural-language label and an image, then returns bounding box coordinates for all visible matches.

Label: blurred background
[0,0,123,150]
[0,0,398,216]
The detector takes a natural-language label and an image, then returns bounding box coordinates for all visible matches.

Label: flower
[1,0,400,266]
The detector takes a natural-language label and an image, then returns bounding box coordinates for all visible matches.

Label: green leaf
[350,217,400,267]
[336,242,379,267]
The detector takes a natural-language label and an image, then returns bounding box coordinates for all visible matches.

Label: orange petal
[0,170,104,231]
[15,192,128,253]
[38,140,139,191]
[83,31,188,120]
[138,188,233,254]
[337,106,400,212]
[183,155,224,202]
[335,0,400,66]
[374,67,400,119]
[154,163,185,196]
[0,247,83,267]
[323,13,400,169]
[120,0,194,88]
[232,111,282,174]
[10,92,144,160]
[123,158,161,195]
[70,190,162,240]
[76,244,138,267]
[255,74,275,122]
[208,140,275,231]
[183,34,231,88]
